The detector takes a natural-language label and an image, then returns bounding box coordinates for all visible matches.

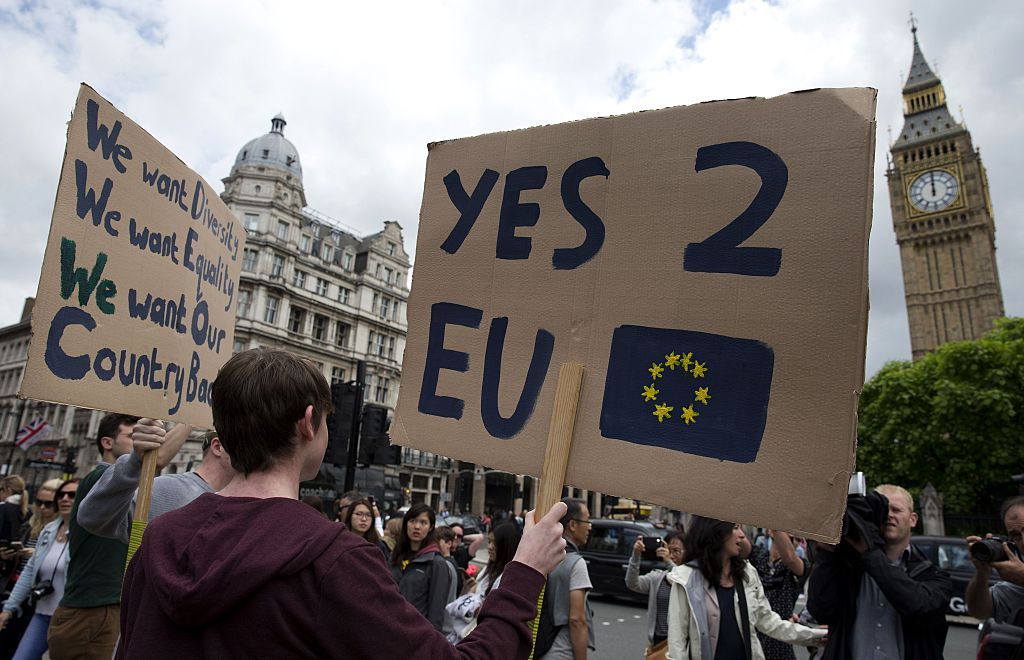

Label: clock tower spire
[887,25,1004,360]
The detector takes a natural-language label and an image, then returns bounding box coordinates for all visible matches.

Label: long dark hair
[484,521,521,595]
[391,503,436,566]
[343,499,381,543]
[683,516,746,587]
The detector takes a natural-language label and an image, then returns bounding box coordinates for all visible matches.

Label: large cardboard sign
[20,85,242,427]
[393,88,875,542]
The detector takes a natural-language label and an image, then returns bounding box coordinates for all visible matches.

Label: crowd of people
[0,345,1020,658]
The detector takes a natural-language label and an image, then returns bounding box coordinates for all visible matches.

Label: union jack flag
[16,417,52,451]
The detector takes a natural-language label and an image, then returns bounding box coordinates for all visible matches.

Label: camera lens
[970,538,1008,563]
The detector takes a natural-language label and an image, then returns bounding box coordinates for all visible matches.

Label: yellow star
[648,362,665,380]
[680,404,699,425]
[641,384,659,402]
[653,403,673,422]
[680,352,693,372]
[694,387,711,405]
[691,361,707,378]
[665,352,681,370]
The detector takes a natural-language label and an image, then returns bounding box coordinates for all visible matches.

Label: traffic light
[324,382,358,465]
[358,405,396,465]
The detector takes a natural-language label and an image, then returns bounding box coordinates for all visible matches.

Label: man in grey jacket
[78,419,235,543]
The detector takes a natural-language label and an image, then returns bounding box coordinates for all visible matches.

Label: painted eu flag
[599,325,774,463]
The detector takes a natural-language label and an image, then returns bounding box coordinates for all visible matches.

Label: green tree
[857,317,1024,515]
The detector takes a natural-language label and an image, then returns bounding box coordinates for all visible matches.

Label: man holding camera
[807,484,951,660]
[966,495,1024,624]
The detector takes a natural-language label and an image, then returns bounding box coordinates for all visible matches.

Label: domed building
[220,115,450,513]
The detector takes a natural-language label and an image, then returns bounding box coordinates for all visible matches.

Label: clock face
[909,169,959,213]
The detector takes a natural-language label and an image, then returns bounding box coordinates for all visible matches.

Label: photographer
[807,484,951,660]
[965,495,1024,623]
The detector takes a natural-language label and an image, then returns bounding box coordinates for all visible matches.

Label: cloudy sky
[0,0,1020,379]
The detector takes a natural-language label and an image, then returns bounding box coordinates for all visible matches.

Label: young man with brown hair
[117,348,568,658]
[47,413,138,660]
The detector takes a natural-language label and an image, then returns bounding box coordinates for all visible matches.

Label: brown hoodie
[117,493,543,659]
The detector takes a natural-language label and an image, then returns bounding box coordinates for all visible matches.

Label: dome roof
[231,114,302,179]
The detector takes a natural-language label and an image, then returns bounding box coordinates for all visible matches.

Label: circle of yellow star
[694,386,710,405]
[691,361,707,378]
[649,362,665,380]
[680,404,699,425]
[642,384,659,402]
[665,352,681,370]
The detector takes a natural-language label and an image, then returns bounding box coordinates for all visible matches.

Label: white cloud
[1,0,1021,379]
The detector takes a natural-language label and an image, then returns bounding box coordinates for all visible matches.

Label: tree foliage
[857,317,1024,514]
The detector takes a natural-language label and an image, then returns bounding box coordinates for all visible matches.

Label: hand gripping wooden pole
[126,448,158,569]
[529,362,585,658]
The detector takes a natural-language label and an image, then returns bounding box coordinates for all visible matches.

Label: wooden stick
[125,449,159,568]
[536,362,585,515]
[529,362,584,660]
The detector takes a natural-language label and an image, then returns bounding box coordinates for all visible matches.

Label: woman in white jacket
[666,517,824,660]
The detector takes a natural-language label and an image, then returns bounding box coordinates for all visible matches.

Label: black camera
[28,580,54,605]
[970,536,1020,563]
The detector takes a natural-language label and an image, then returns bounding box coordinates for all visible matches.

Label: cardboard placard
[20,85,243,427]
[392,88,875,542]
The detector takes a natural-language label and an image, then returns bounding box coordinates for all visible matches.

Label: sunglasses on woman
[35,499,56,508]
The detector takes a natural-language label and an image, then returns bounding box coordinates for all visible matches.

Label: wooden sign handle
[134,449,159,523]
[536,362,585,515]
[126,448,159,568]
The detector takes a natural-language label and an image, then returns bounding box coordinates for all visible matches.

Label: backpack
[531,553,584,658]
[531,582,559,659]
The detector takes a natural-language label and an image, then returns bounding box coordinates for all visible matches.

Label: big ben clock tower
[887,25,1005,360]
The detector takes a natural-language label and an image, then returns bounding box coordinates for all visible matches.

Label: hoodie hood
[414,543,440,559]
[135,492,344,628]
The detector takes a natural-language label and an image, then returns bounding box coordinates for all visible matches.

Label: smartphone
[641,536,664,560]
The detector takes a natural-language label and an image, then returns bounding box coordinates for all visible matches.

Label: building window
[299,234,311,252]
[375,378,391,404]
[388,336,396,360]
[379,297,390,319]
[375,263,382,278]
[315,278,329,296]
[342,253,353,271]
[387,241,396,256]
[233,339,245,354]
[371,332,387,358]
[236,289,251,319]
[242,249,258,272]
[331,366,346,384]
[293,269,307,288]
[244,213,259,231]
[372,292,379,314]
[337,287,350,305]
[335,321,349,347]
[276,220,289,240]
[312,314,328,341]
[288,306,306,334]
[271,254,285,277]
[322,244,334,262]
[264,296,280,324]
[384,267,394,284]
[261,149,269,159]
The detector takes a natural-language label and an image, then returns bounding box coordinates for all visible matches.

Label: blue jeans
[12,613,50,660]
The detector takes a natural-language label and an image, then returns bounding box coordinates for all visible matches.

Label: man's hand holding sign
[394,88,876,543]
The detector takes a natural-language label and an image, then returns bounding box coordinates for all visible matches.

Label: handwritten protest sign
[20,85,242,428]
[393,88,876,542]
